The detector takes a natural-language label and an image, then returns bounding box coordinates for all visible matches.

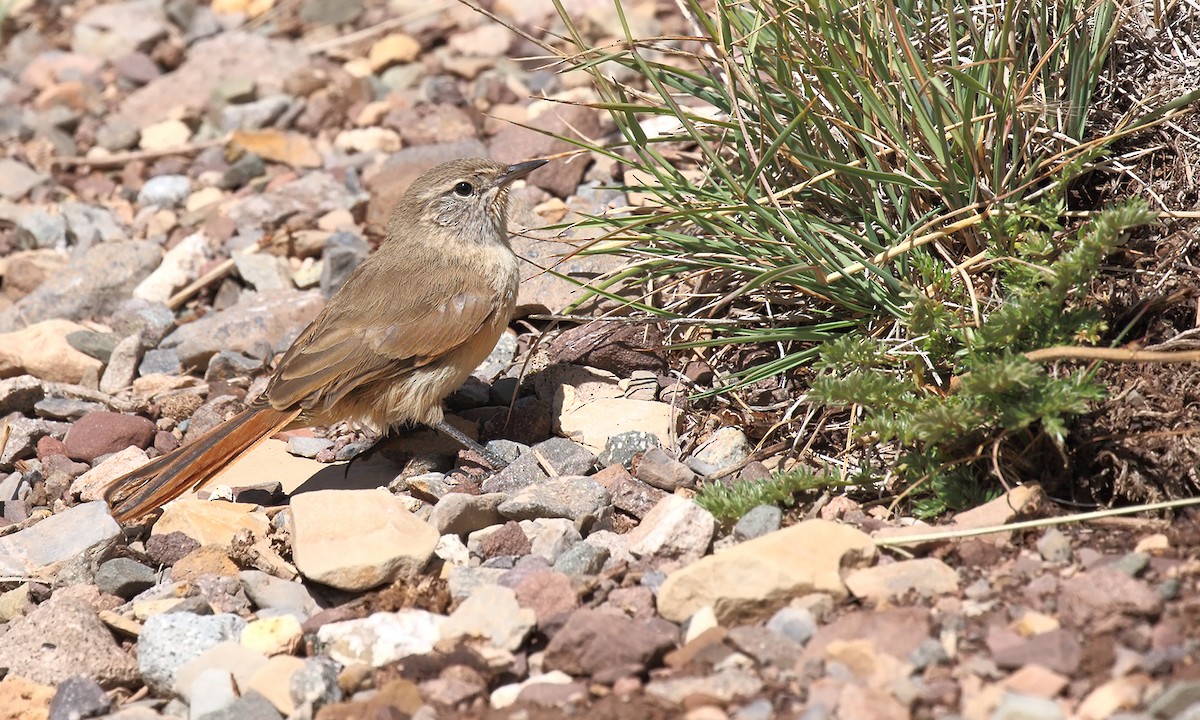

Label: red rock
[544,609,677,683]
[63,411,156,462]
[1057,567,1163,627]
[590,463,666,519]
[478,521,532,559]
[801,608,931,665]
[36,435,69,460]
[990,627,1082,675]
[514,570,578,628]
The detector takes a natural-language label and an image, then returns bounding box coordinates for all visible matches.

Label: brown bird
[104,157,546,523]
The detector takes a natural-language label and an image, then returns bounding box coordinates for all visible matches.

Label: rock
[544,609,677,683]
[991,692,1064,720]
[590,463,667,520]
[477,521,532,559]
[173,641,269,705]
[137,348,182,376]
[480,451,548,494]
[0,242,162,333]
[220,95,291,131]
[0,501,120,580]
[35,397,105,421]
[139,119,192,150]
[234,253,293,292]
[645,668,764,706]
[219,152,267,189]
[0,158,48,200]
[137,174,192,208]
[71,445,151,502]
[529,436,596,475]
[319,232,369,297]
[733,505,783,541]
[186,668,238,718]
[844,558,960,603]
[1,417,72,465]
[1057,566,1163,627]
[497,477,610,521]
[49,675,112,720]
[244,654,306,715]
[626,494,715,562]
[290,656,343,710]
[138,612,247,693]
[0,676,54,720]
[110,299,176,347]
[689,427,752,475]
[95,557,158,599]
[560,398,677,455]
[490,671,575,710]
[0,375,45,416]
[152,499,271,547]
[72,0,167,60]
[63,411,156,462]
[596,429,662,467]
[173,546,239,583]
[440,584,536,653]
[544,320,668,375]
[1036,528,1072,564]
[658,519,877,624]
[429,492,507,536]
[120,32,307,128]
[239,570,321,618]
[159,289,325,368]
[766,606,817,646]
[316,610,445,667]
[96,117,140,150]
[488,103,601,197]
[300,0,363,24]
[3,249,69,301]
[552,541,608,576]
[634,447,697,491]
[0,593,139,688]
[241,615,303,656]
[200,690,284,720]
[0,319,104,383]
[291,488,439,591]
[512,569,578,626]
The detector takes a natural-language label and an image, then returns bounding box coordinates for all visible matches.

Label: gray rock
[72,0,168,60]
[0,594,138,688]
[110,298,176,347]
[66,330,119,362]
[316,609,445,667]
[159,289,325,368]
[733,699,775,720]
[733,505,783,542]
[205,350,262,381]
[99,335,142,394]
[239,570,320,618]
[187,667,238,718]
[287,436,334,458]
[498,477,610,522]
[319,232,369,298]
[0,241,162,333]
[1036,528,1072,564]
[766,606,816,646]
[218,153,267,190]
[992,692,1064,720]
[95,557,158,599]
[597,430,661,469]
[530,437,595,476]
[0,158,48,200]
[481,450,548,494]
[234,252,293,292]
[483,439,527,465]
[61,202,127,246]
[138,612,247,693]
[137,174,192,208]
[1,417,72,465]
[0,375,45,416]
[429,492,507,536]
[13,206,67,249]
[552,541,609,576]
[1114,552,1150,577]
[223,171,359,230]
[447,566,508,602]
[0,501,119,579]
[49,675,112,720]
[96,117,140,151]
[520,518,582,563]
[689,427,752,474]
[472,329,518,382]
[299,0,363,25]
[220,95,291,131]
[137,347,182,377]
[290,656,344,710]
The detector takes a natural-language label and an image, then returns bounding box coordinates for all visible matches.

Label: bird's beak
[499,159,548,185]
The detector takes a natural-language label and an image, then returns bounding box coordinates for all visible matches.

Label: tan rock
[368,33,420,71]
[625,494,715,562]
[1001,664,1068,698]
[71,445,151,502]
[844,557,959,603]
[657,519,876,624]
[172,546,239,583]
[2,249,68,301]
[873,484,1045,547]
[230,130,321,169]
[0,674,53,720]
[291,489,439,591]
[558,398,676,453]
[139,119,191,150]
[1075,674,1150,719]
[245,654,306,716]
[1012,610,1059,636]
[241,615,302,656]
[0,319,103,384]
[151,499,271,547]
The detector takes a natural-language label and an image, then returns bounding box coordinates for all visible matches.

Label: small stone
[477,521,532,559]
[544,609,678,684]
[0,158,48,200]
[187,668,238,719]
[241,615,303,656]
[49,675,111,720]
[529,437,596,475]
[245,654,306,715]
[63,411,156,462]
[844,558,960,603]
[240,570,320,618]
[1036,528,1072,564]
[991,692,1064,720]
[138,347,182,376]
[316,610,445,667]
[481,451,548,493]
[0,375,45,416]
[138,612,247,693]
[152,499,271,548]
[219,152,267,189]
[521,518,582,563]
[95,557,158,599]
[0,320,105,384]
[658,520,876,624]
[201,690,284,720]
[290,656,343,710]
[139,119,192,150]
[635,447,697,490]
[137,174,192,208]
[173,641,268,704]
[367,33,420,70]
[766,606,817,646]
[689,427,752,475]
[0,676,54,720]
[173,546,239,583]
[0,593,138,689]
[553,542,609,576]
[591,463,666,520]
[513,569,579,627]
[291,488,439,591]
[597,429,662,468]
[221,95,290,131]
[440,584,535,653]
[319,232,369,297]
[733,505,783,541]
[0,501,120,580]
[429,492,507,536]
[497,477,610,522]
[234,252,293,292]
[96,117,140,151]
[65,330,120,363]
[71,446,151,502]
[626,494,715,562]
[287,436,335,458]
[990,628,1082,675]
[159,289,324,368]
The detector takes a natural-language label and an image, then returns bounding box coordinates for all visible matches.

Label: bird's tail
[103,406,301,523]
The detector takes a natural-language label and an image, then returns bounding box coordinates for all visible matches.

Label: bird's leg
[433,419,508,469]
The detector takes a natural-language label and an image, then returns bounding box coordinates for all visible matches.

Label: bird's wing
[264,261,502,411]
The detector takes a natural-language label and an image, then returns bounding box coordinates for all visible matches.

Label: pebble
[0,158,48,199]
[766,606,817,646]
[239,570,320,618]
[63,411,156,462]
[991,692,1065,720]
[158,289,325,367]
[187,668,239,718]
[137,174,192,208]
[290,656,344,710]
[202,690,283,720]
[320,232,370,297]
[137,347,182,376]
[591,463,667,520]
[290,488,439,591]
[234,252,293,291]
[71,446,150,502]
[521,518,583,563]
[645,667,764,705]
[0,375,45,416]
[133,233,213,304]
[241,615,303,656]
[48,675,111,720]
[428,492,507,536]
[221,95,291,131]
[0,320,104,384]
[544,609,678,684]
[138,119,191,150]
[844,557,961,602]
[689,427,752,475]
[286,436,335,458]
[172,641,268,704]
[733,505,783,541]
[33,397,105,421]
[138,612,247,693]
[152,499,271,548]
[316,610,445,667]
[635,447,697,490]
[626,494,716,562]
[481,451,548,494]
[0,593,139,688]
[440,584,536,653]
[0,501,120,579]
[596,429,662,468]
[552,541,609,576]
[95,557,158,599]
[497,477,610,521]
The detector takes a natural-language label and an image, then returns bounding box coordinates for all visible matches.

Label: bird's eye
[453,181,474,197]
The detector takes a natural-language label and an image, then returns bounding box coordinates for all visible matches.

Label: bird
[103,157,547,523]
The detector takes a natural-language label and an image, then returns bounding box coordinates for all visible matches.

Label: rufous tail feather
[103,407,301,523]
